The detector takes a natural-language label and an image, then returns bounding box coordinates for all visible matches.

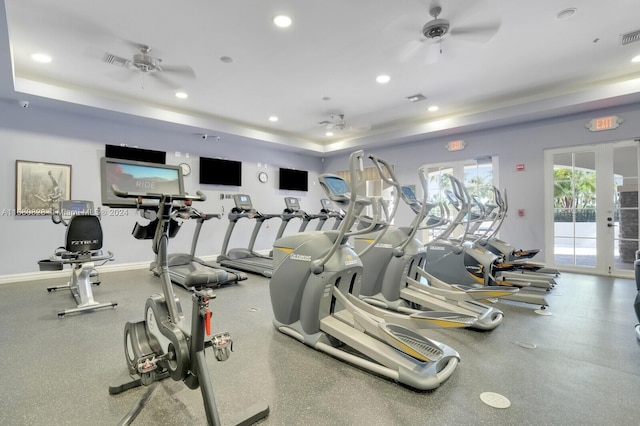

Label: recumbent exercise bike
[43,200,116,317]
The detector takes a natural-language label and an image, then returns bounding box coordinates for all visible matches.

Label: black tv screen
[279,168,308,192]
[105,144,166,164]
[100,157,184,207]
[200,157,242,186]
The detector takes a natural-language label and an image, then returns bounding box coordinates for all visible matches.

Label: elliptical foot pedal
[378,323,444,362]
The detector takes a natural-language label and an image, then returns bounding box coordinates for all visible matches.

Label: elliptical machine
[44,200,116,317]
[108,186,269,426]
[351,160,516,330]
[270,150,461,391]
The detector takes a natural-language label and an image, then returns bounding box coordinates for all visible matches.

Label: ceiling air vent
[407,93,427,103]
[621,29,640,46]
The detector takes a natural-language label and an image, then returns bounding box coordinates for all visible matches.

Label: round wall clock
[179,163,191,176]
[258,171,268,183]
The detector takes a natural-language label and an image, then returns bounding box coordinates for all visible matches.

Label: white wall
[322,103,640,264]
[0,100,324,275]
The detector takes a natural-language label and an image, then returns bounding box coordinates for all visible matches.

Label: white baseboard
[0,261,152,285]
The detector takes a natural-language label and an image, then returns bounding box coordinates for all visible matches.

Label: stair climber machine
[270,150,461,391]
[423,174,551,310]
[108,186,269,426]
[470,187,561,278]
[443,186,556,290]
[351,160,519,331]
[147,204,248,290]
[217,194,284,278]
[43,200,117,317]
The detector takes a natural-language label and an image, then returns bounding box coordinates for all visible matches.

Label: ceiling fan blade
[148,72,181,89]
[159,64,196,79]
[109,70,138,84]
[450,22,501,42]
[398,39,425,63]
[443,0,490,23]
[122,40,157,55]
[424,41,442,64]
[101,51,133,68]
[350,123,372,132]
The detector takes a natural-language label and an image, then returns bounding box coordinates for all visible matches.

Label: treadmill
[316,198,344,230]
[147,205,248,289]
[217,194,282,277]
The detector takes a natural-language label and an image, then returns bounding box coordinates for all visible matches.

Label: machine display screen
[323,176,350,196]
[100,157,184,207]
[284,197,300,211]
[401,186,417,201]
[233,194,254,211]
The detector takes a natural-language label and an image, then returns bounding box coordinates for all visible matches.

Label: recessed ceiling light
[31,53,52,63]
[175,91,188,99]
[376,75,391,84]
[273,15,292,28]
[632,54,640,63]
[428,105,439,112]
[269,116,279,122]
[326,131,334,137]
[556,7,577,20]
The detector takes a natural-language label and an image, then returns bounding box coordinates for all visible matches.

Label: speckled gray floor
[0,268,638,426]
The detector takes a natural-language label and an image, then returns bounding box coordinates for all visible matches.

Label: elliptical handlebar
[311,150,367,274]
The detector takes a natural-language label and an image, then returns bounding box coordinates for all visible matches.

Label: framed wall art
[15,160,71,215]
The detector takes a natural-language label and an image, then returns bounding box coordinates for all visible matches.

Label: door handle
[607,223,614,227]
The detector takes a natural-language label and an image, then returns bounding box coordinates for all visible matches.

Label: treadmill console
[233,194,254,212]
[284,197,300,212]
[320,198,334,212]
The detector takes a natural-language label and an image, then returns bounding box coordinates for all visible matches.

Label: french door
[545,140,640,277]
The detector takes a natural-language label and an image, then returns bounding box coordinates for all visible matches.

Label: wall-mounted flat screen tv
[105,144,166,164]
[100,157,184,207]
[279,168,308,192]
[200,157,242,186]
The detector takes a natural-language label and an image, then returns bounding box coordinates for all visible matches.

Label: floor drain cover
[514,341,537,349]
[480,392,511,409]
[534,309,552,316]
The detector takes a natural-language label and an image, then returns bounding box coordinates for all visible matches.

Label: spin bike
[108,186,269,426]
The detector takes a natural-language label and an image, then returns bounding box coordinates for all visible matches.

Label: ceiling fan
[318,114,371,134]
[399,5,501,64]
[98,42,195,87]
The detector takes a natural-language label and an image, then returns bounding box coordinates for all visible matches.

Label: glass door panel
[552,150,597,269]
[612,144,640,273]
